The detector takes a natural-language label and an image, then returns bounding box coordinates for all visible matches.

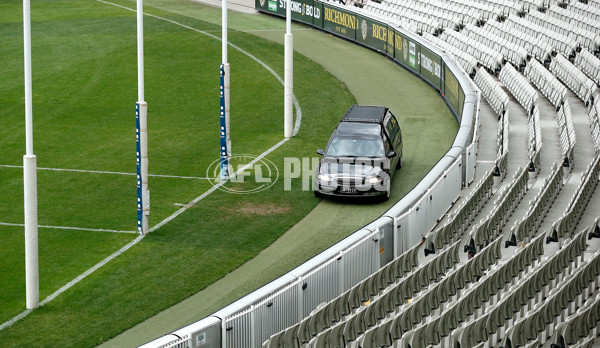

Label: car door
[383,112,401,171]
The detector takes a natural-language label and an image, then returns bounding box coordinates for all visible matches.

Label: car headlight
[367,176,383,184]
[318,174,333,182]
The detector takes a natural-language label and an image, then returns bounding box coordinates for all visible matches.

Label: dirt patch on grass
[233,202,292,217]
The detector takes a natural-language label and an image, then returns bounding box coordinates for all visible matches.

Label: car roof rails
[340,105,388,124]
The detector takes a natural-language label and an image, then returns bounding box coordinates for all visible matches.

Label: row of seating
[364,1,456,32]
[521,0,549,12]
[547,154,600,242]
[505,15,577,59]
[557,101,576,168]
[552,291,600,348]
[574,49,600,86]
[589,98,600,153]
[550,53,597,106]
[401,0,493,27]
[484,19,553,64]
[508,162,564,245]
[499,63,538,115]
[570,0,600,22]
[463,23,528,70]
[525,9,600,54]
[435,0,498,24]
[502,235,600,347]
[362,2,441,34]
[468,166,529,252]
[546,4,600,42]
[423,168,495,254]
[422,32,477,76]
[397,13,437,36]
[440,29,503,73]
[450,228,592,348]
[481,0,520,18]
[523,57,568,110]
[473,67,509,117]
[418,3,476,29]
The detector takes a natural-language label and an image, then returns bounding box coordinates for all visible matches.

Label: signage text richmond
[324,8,357,29]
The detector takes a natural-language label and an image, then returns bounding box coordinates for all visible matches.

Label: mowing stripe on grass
[0,222,136,234]
[97,0,302,135]
[0,164,211,180]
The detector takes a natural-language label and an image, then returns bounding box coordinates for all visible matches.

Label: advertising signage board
[322,4,357,40]
[444,64,461,116]
[355,15,389,53]
[420,46,442,90]
[386,27,394,58]
[256,0,321,25]
[393,31,419,73]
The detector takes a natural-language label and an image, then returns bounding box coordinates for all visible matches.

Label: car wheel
[381,188,390,202]
[314,190,322,198]
[396,155,403,169]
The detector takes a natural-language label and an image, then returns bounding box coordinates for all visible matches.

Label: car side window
[384,112,400,145]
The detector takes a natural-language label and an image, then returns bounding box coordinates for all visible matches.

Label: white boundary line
[0,222,136,234]
[1,3,301,331]
[0,165,211,180]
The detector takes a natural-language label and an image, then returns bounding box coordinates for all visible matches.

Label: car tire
[381,188,390,202]
[314,190,322,198]
[396,155,403,169]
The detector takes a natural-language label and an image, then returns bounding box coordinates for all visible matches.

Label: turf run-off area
[0,0,457,346]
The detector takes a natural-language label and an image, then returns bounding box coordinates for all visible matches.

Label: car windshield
[326,137,385,157]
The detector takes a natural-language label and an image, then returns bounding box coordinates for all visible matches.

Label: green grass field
[0,0,456,346]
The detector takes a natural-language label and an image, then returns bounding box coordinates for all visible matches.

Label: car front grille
[336,176,363,186]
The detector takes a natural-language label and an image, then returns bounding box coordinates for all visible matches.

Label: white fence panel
[341,230,380,291]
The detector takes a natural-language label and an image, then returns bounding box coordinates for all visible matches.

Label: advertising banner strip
[386,26,394,58]
[420,46,442,90]
[393,30,420,73]
[322,4,357,40]
[444,64,461,116]
[355,14,388,53]
[255,0,320,25]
